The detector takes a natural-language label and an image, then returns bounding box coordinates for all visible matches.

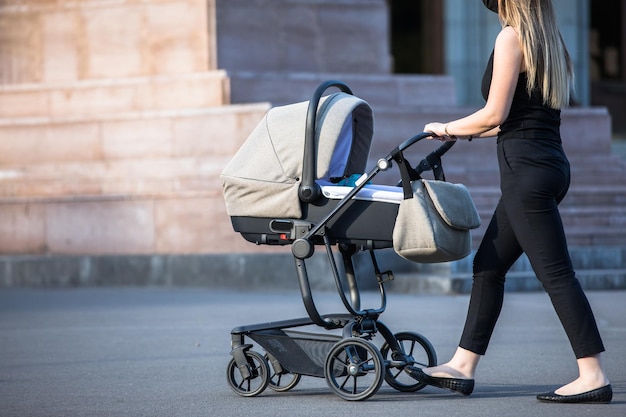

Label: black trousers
[459,138,605,359]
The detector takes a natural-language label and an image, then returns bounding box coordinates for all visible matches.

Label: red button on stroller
[221,81,467,401]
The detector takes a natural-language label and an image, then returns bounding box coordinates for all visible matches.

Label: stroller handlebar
[386,132,457,183]
[432,139,457,157]
[396,131,456,155]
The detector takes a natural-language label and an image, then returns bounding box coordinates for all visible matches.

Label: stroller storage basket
[249,330,342,378]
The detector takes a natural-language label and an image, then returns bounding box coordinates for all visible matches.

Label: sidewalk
[0,287,624,416]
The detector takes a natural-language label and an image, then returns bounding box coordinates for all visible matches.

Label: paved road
[1,287,624,416]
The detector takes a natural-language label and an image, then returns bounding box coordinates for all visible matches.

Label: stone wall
[0,0,275,256]
[0,0,213,84]
[0,0,624,259]
[216,0,391,74]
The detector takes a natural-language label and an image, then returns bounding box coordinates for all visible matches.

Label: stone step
[470,223,626,247]
[470,222,626,247]
[371,154,626,187]
[1,165,621,253]
[467,185,626,246]
[0,105,266,255]
[0,71,231,119]
[0,76,621,256]
[468,185,626,206]
[562,228,626,246]
[0,190,273,255]
[363,105,618,186]
[561,206,626,227]
[371,105,613,154]
[0,103,269,165]
[391,269,626,294]
[0,157,228,199]
[0,187,619,255]
[443,168,626,187]
[470,224,626,248]
[474,206,626,228]
[440,153,626,167]
[450,246,626,272]
[439,154,626,174]
[227,77,613,156]
[390,246,626,293]
[227,71,457,109]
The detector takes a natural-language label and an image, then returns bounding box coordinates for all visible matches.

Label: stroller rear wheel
[226,350,270,397]
[380,331,437,392]
[324,337,385,401]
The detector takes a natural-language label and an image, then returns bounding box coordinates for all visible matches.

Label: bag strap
[394,152,420,200]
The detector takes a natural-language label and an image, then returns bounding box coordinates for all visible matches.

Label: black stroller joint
[220,80,473,401]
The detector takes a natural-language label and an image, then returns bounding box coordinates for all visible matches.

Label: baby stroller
[220,80,473,401]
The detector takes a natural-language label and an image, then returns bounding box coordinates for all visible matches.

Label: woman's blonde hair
[499,0,574,108]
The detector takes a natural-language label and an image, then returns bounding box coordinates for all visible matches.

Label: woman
[409,0,612,403]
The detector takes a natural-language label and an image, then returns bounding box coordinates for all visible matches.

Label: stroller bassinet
[221,81,467,401]
[221,84,399,249]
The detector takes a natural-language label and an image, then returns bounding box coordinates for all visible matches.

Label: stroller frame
[226,81,455,401]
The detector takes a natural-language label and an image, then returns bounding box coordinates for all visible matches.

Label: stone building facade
[0,0,624,288]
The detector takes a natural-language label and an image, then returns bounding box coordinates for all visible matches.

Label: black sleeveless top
[482,51,561,142]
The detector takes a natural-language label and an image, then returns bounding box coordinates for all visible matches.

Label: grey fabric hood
[221,93,373,219]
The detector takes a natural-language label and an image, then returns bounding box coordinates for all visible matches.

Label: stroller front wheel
[226,350,270,397]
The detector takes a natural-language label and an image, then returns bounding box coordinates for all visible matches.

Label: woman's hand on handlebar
[424,122,457,142]
[424,122,475,142]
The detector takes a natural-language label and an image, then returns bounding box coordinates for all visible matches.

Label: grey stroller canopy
[221,92,373,219]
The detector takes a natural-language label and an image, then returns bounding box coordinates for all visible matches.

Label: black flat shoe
[406,367,474,396]
[536,384,612,404]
